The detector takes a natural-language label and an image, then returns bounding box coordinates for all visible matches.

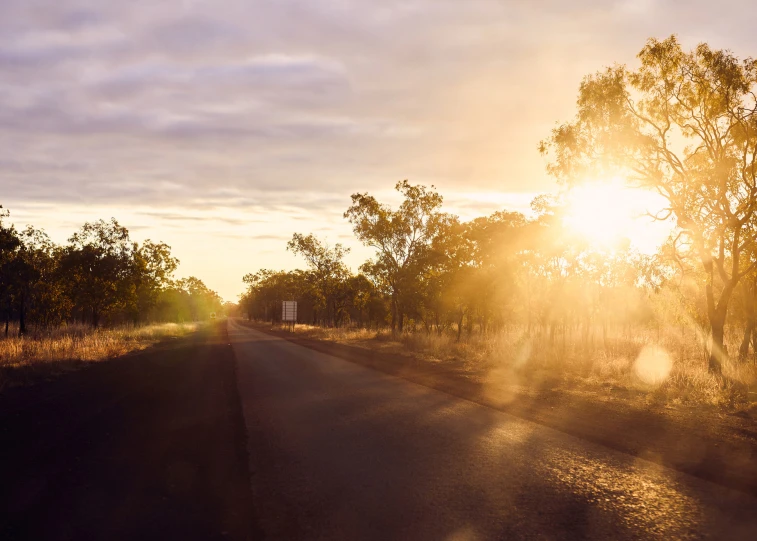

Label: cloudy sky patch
[3,0,757,299]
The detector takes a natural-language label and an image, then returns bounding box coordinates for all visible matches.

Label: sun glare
[562,178,669,253]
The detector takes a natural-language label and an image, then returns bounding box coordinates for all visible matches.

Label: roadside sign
[282,301,297,322]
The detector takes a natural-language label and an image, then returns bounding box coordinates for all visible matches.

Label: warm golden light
[562,178,669,253]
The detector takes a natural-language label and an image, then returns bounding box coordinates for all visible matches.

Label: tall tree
[344,180,449,332]
[287,233,351,326]
[19,226,68,329]
[0,207,21,336]
[60,218,134,327]
[540,36,757,373]
[130,240,179,322]
[8,227,53,336]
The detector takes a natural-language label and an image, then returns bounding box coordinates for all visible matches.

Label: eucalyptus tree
[0,207,21,335]
[130,240,179,322]
[287,233,351,326]
[12,227,59,335]
[60,218,134,326]
[345,180,450,333]
[540,36,757,373]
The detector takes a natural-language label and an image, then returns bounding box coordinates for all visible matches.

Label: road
[229,319,757,540]
[2,320,756,540]
[0,323,254,541]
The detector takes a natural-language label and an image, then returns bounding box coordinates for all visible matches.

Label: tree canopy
[0,209,222,335]
[540,35,757,373]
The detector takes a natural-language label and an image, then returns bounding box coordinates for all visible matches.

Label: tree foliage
[540,35,757,373]
[344,180,450,332]
[0,209,222,336]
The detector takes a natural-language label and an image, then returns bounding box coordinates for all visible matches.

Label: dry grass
[0,322,200,391]
[277,322,757,408]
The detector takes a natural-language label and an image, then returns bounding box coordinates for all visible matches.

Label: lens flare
[634,345,673,385]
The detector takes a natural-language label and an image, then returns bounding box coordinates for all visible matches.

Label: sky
[3,0,757,301]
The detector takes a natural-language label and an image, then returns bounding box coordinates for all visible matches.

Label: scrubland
[0,322,199,391]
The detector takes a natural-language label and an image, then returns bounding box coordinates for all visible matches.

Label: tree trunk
[390,293,398,333]
[456,311,464,342]
[92,306,99,328]
[18,295,26,337]
[739,319,755,362]
[704,279,734,375]
[740,278,757,363]
[709,315,725,375]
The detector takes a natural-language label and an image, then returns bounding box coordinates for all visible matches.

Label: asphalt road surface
[229,319,757,540]
[0,324,254,541]
[3,320,757,540]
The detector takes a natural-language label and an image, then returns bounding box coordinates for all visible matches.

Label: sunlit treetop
[540,35,757,373]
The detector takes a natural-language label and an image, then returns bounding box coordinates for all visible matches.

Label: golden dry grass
[277,322,757,408]
[0,322,200,391]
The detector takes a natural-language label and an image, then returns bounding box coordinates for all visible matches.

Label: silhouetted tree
[60,219,134,327]
[0,207,21,336]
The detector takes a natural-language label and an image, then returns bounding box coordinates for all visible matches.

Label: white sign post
[282,300,297,331]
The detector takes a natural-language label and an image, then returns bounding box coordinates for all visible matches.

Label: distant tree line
[0,208,223,336]
[242,36,757,374]
[240,181,652,338]
[240,178,757,373]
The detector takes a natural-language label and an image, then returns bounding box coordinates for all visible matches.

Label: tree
[130,240,179,322]
[0,208,215,329]
[60,218,134,327]
[241,269,310,323]
[287,233,351,326]
[19,227,69,329]
[344,180,449,332]
[0,207,21,336]
[462,211,528,334]
[175,277,223,321]
[346,274,386,329]
[540,35,757,373]
[8,227,53,336]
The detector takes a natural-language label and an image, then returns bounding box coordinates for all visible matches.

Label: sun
[562,178,670,253]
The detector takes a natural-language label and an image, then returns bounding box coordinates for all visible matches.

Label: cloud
[250,234,290,240]
[3,0,757,300]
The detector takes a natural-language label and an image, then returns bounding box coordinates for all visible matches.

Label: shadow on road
[0,322,257,541]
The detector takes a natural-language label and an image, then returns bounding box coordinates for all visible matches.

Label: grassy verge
[0,322,201,391]
[267,323,757,409]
